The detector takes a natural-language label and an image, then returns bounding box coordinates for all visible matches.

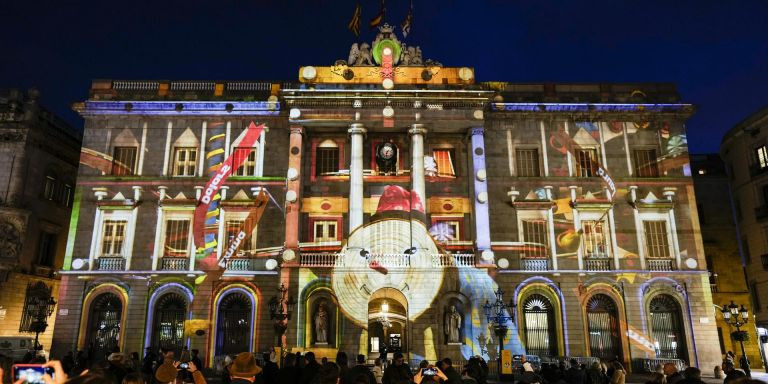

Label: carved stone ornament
[0,219,21,260]
[340,23,441,67]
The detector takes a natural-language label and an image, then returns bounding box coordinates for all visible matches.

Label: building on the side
[691,153,764,368]
[720,106,768,362]
[0,88,82,352]
[52,26,721,371]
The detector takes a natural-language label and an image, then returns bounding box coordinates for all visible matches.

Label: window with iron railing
[112,146,137,176]
[163,219,190,257]
[101,220,127,257]
[643,221,671,258]
[582,220,609,258]
[574,148,597,178]
[516,148,541,177]
[633,149,659,177]
[226,220,255,251]
[172,147,197,177]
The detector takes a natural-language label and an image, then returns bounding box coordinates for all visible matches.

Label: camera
[12,365,55,384]
[422,367,437,376]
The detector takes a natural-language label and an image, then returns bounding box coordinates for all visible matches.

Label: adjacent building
[720,106,768,363]
[0,88,81,351]
[52,27,721,371]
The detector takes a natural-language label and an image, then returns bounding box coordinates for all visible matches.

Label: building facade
[720,106,768,363]
[0,88,81,351]
[52,28,720,371]
[691,154,764,368]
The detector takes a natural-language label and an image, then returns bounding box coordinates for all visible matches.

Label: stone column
[348,123,367,231]
[469,127,493,263]
[408,124,427,208]
[285,125,304,251]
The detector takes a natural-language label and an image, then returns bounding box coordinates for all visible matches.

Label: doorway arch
[368,288,408,357]
[586,293,622,360]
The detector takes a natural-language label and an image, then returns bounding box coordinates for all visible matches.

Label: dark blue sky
[1,0,766,153]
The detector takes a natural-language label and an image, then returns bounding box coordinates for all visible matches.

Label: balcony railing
[96,256,125,271]
[584,258,612,271]
[367,253,411,268]
[431,254,475,267]
[647,258,674,271]
[160,257,189,271]
[520,258,550,271]
[300,253,345,267]
[225,258,257,271]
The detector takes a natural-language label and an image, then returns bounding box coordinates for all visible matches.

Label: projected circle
[331,218,444,327]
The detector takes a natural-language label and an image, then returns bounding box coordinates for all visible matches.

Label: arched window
[86,293,122,361]
[649,295,687,361]
[522,294,557,357]
[586,294,622,360]
[216,292,252,356]
[152,293,187,356]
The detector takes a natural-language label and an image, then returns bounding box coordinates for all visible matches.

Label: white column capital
[408,124,428,137]
[348,123,367,136]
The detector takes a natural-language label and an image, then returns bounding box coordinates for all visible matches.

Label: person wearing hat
[228,352,263,384]
[381,353,411,384]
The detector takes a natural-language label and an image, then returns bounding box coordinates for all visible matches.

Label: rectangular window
[19,282,52,333]
[101,220,127,257]
[112,146,137,176]
[521,220,548,258]
[751,282,761,313]
[37,232,57,267]
[163,219,190,257]
[433,149,456,177]
[226,220,255,251]
[757,146,768,169]
[431,219,462,243]
[742,235,751,264]
[515,148,541,177]
[60,184,73,207]
[633,149,659,177]
[232,147,257,176]
[643,220,671,258]
[43,176,56,200]
[172,147,198,176]
[582,220,608,258]
[313,220,339,243]
[762,254,768,271]
[316,147,340,176]
[574,148,597,178]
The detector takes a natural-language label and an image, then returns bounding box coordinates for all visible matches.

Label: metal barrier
[632,358,686,373]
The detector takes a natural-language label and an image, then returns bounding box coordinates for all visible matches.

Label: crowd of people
[1,348,767,384]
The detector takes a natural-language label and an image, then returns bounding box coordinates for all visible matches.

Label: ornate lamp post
[484,288,514,380]
[721,300,751,377]
[29,295,57,352]
[269,283,296,366]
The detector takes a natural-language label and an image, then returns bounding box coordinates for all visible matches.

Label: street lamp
[269,283,295,366]
[28,295,57,352]
[484,288,514,380]
[721,300,751,377]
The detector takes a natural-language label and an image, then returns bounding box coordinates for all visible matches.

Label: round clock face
[379,143,395,159]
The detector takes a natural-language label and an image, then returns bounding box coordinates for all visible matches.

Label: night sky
[1,0,766,153]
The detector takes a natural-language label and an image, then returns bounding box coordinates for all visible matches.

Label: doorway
[368,288,408,358]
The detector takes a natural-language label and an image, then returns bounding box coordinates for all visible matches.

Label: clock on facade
[376,142,398,175]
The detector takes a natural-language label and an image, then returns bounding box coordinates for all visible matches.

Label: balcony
[584,258,612,271]
[647,258,674,271]
[96,256,125,271]
[159,257,189,271]
[225,258,257,271]
[367,253,411,268]
[296,253,476,268]
[431,254,475,267]
[300,253,344,267]
[520,258,550,271]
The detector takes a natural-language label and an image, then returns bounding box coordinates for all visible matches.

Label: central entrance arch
[368,288,408,358]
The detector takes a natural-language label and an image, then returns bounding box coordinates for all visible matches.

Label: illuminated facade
[720,106,768,362]
[0,89,81,350]
[52,28,720,371]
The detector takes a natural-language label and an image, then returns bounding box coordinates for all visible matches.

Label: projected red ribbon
[217,189,269,268]
[549,128,616,198]
[193,121,265,250]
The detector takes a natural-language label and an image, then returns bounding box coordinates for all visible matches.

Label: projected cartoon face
[331,185,444,327]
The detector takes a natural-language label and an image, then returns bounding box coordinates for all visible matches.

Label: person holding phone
[413,363,447,384]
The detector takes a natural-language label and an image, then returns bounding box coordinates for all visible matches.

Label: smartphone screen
[13,365,54,384]
[179,363,189,369]
[422,368,437,376]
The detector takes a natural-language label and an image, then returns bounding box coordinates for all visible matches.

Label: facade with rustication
[52,26,720,372]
